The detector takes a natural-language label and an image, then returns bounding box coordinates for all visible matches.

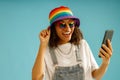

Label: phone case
[102,30,114,46]
[99,30,114,58]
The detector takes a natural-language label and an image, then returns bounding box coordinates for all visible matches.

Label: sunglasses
[56,21,75,29]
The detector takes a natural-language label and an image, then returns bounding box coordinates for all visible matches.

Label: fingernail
[102,44,105,46]
[107,39,110,42]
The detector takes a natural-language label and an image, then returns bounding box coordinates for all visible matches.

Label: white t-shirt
[43,39,99,80]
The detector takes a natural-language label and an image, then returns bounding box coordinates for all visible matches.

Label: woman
[32,6,113,80]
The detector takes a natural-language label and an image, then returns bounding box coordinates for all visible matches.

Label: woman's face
[55,19,75,44]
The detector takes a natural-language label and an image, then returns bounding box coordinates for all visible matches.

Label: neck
[58,41,70,45]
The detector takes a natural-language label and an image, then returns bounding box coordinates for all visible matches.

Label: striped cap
[49,6,80,27]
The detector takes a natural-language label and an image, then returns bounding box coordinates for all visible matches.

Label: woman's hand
[92,39,113,79]
[39,27,51,47]
[32,27,50,80]
[99,39,113,64]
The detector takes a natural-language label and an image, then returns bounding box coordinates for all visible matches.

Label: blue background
[0,0,120,80]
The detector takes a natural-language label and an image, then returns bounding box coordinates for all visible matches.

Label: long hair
[49,23,83,48]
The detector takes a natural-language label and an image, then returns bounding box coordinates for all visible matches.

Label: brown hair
[49,23,83,48]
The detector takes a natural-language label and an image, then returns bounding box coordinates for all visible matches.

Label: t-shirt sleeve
[43,46,52,80]
[84,40,99,71]
[43,61,49,80]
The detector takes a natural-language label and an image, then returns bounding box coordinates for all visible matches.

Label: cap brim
[50,16,80,27]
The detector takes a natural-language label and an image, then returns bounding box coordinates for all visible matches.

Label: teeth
[64,32,70,35]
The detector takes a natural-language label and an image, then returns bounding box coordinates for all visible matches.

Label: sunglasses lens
[56,20,75,29]
[69,23,74,28]
[59,23,66,28]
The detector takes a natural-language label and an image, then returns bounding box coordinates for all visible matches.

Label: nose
[64,24,71,31]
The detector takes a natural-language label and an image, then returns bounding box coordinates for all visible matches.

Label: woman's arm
[92,39,113,80]
[32,29,50,80]
[92,62,109,80]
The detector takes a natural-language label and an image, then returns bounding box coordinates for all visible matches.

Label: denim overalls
[49,46,85,80]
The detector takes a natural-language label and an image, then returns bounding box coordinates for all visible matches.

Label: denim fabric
[49,46,85,80]
[53,64,84,80]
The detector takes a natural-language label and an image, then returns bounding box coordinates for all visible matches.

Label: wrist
[40,43,47,49]
[102,60,110,66]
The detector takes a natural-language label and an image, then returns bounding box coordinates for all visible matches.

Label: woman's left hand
[99,39,113,64]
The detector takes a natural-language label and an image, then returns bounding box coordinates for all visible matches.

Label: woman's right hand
[39,27,51,47]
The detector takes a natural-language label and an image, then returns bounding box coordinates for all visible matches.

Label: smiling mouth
[63,32,71,34]
[62,32,71,37]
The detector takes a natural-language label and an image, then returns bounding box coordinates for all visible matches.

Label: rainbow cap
[49,6,80,27]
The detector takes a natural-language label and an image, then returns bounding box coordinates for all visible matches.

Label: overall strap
[49,47,58,65]
[75,45,82,62]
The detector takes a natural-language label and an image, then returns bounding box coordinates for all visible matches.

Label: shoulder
[44,46,51,61]
[78,39,92,52]
[79,39,89,47]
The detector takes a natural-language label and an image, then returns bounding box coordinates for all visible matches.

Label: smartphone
[99,30,114,58]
